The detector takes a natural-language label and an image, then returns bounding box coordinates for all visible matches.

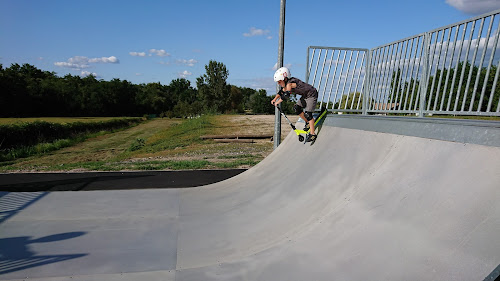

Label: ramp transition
[1,116,499,280]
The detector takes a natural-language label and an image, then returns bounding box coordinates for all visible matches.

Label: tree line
[0,60,277,118]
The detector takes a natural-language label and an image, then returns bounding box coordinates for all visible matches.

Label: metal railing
[306,9,500,117]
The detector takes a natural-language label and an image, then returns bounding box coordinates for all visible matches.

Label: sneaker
[303,123,310,131]
[305,134,317,142]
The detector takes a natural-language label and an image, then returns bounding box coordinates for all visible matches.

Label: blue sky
[1,0,500,94]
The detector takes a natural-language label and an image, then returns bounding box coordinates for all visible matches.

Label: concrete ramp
[1,117,500,280]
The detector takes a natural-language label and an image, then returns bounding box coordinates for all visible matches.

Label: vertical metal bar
[305,47,311,83]
[387,43,401,110]
[370,47,384,110]
[380,44,396,110]
[459,21,476,112]
[466,18,486,111]
[311,49,322,87]
[471,15,494,112]
[308,48,316,82]
[274,0,285,150]
[425,31,438,111]
[319,49,335,109]
[403,37,416,110]
[484,19,500,112]
[372,47,384,110]
[418,33,431,117]
[437,28,453,111]
[388,43,403,110]
[378,45,393,109]
[410,36,425,111]
[429,30,445,110]
[488,35,500,112]
[341,51,354,109]
[326,50,341,109]
[478,15,499,112]
[451,24,467,112]
[396,40,410,110]
[342,51,354,109]
[388,42,402,110]
[495,60,500,112]
[355,52,366,110]
[444,25,460,112]
[317,49,328,97]
[348,51,360,109]
[363,51,370,114]
[333,50,348,109]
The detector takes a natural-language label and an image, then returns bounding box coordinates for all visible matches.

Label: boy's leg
[294,101,309,129]
[303,97,318,135]
[304,112,315,135]
[308,118,315,135]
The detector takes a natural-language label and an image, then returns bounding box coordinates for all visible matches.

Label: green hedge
[0,118,143,150]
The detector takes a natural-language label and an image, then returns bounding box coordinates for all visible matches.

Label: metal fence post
[418,32,431,118]
[363,50,371,115]
[274,0,286,150]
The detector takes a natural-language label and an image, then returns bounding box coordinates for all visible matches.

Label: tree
[250,89,274,114]
[169,78,197,104]
[136,82,172,115]
[229,85,244,113]
[197,60,230,113]
[0,62,269,118]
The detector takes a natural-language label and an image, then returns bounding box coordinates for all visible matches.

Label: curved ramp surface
[1,119,500,280]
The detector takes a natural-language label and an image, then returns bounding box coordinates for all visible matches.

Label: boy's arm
[271,94,283,106]
[271,89,284,106]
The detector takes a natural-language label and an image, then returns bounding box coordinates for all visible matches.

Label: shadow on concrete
[0,232,87,275]
[0,192,48,224]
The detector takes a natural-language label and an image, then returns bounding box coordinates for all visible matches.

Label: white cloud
[130,51,147,57]
[244,27,272,39]
[80,70,97,77]
[149,49,170,57]
[445,0,500,14]
[55,55,119,69]
[55,56,90,69]
[89,56,119,63]
[177,58,198,66]
[179,70,192,78]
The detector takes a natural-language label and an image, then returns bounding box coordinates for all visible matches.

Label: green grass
[1,158,259,172]
[0,115,275,172]
[144,116,214,151]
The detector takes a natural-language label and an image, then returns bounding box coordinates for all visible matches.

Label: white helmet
[274,67,290,82]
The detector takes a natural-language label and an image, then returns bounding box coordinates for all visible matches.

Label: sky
[1,0,500,95]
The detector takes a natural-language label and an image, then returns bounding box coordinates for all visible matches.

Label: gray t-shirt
[288,77,318,99]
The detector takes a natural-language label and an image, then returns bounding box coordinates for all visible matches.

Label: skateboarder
[271,67,319,142]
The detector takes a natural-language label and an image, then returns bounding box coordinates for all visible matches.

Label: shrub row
[0,118,143,150]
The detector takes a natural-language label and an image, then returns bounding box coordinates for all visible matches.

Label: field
[0,115,291,172]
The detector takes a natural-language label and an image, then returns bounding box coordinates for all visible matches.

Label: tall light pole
[274,0,286,149]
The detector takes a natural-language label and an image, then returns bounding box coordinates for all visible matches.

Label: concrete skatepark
[1,115,499,280]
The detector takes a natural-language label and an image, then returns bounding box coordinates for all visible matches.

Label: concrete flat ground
[1,118,499,281]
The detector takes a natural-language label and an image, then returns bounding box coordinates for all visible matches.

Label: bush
[128,138,145,151]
